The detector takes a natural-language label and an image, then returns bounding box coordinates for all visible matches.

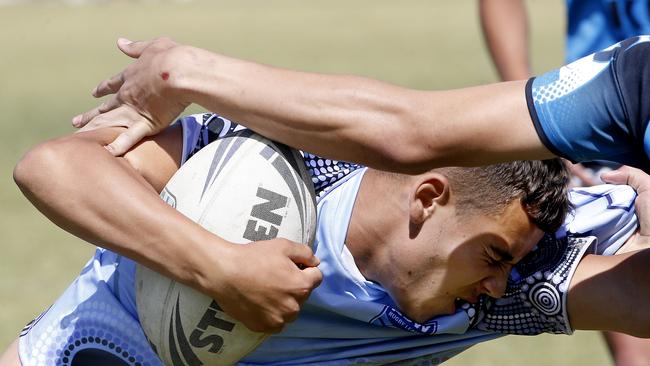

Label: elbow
[13,138,71,197]
[13,152,31,193]
[14,144,46,194]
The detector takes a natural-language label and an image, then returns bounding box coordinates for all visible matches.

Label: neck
[345,170,409,284]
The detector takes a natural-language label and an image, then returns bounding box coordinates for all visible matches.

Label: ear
[409,173,450,225]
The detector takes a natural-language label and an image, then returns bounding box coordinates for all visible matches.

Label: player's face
[385,199,543,323]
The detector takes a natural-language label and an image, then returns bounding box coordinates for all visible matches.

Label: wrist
[164,45,222,107]
[185,229,237,296]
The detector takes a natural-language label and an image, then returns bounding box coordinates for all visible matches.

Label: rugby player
[3,113,650,365]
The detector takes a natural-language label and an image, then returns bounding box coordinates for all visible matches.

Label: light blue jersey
[18,114,638,366]
[566,0,650,62]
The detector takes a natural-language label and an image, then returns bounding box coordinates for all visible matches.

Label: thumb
[300,267,323,289]
[105,120,153,156]
[287,244,320,268]
[117,38,150,58]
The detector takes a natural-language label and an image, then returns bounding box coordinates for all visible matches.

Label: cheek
[450,250,494,284]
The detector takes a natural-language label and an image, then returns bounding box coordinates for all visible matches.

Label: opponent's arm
[479,0,531,81]
[568,248,650,337]
[13,110,322,333]
[181,52,548,174]
[73,38,551,174]
[567,166,650,336]
[74,37,650,173]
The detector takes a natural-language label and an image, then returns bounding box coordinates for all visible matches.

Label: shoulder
[564,184,638,254]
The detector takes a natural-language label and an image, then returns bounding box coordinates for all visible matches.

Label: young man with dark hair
[3,113,649,365]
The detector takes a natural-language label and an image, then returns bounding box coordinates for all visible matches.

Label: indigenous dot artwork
[20,300,160,366]
[475,235,594,335]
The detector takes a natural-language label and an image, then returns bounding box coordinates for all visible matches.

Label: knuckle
[286,302,300,317]
[265,317,284,333]
[286,311,300,323]
[119,89,134,103]
[160,36,175,45]
[303,246,315,256]
[108,78,120,89]
[82,110,96,122]
[153,37,174,50]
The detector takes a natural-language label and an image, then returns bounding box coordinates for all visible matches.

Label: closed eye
[489,244,515,264]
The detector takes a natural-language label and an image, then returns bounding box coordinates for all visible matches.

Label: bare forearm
[479,0,530,81]
[171,47,550,173]
[569,249,650,337]
[12,129,227,286]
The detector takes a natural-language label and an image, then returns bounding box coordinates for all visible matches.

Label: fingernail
[72,115,81,126]
[119,37,132,45]
[104,144,115,154]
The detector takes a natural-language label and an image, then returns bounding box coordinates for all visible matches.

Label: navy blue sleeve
[526,36,650,171]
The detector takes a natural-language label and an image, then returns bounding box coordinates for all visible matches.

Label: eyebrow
[490,245,514,263]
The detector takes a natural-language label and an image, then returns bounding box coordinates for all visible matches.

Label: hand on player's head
[602,166,650,236]
[72,37,189,156]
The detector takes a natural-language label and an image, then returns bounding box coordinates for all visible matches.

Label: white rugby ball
[135,130,317,366]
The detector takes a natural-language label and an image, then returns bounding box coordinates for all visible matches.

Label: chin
[446,303,457,315]
[427,303,457,319]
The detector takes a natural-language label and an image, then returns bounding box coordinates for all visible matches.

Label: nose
[481,272,509,298]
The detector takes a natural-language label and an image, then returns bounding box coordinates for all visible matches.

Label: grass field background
[0,1,614,365]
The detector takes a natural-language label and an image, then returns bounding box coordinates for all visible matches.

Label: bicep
[410,82,550,170]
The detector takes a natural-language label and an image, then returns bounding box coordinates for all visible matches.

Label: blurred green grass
[0,1,612,365]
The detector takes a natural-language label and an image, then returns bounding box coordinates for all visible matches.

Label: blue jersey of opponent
[527,36,650,171]
[18,113,639,366]
[566,0,650,62]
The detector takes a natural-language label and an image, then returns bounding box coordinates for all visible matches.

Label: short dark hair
[439,159,571,233]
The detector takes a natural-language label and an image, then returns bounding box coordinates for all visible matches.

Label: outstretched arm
[13,109,322,333]
[74,37,650,173]
[183,58,548,173]
[73,38,551,174]
[479,0,531,81]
